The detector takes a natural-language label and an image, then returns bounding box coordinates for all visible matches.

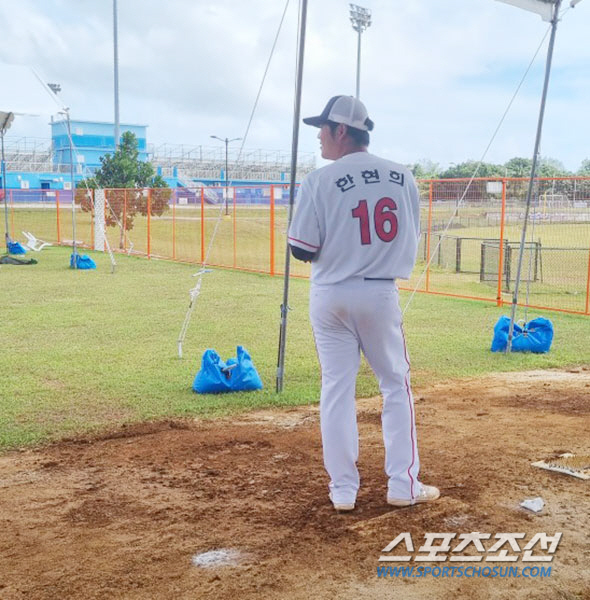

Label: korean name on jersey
[288,152,421,285]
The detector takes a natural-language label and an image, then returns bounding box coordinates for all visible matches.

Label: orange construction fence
[6,177,590,316]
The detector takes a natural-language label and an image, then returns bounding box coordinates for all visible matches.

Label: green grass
[1,245,589,450]
[10,203,589,309]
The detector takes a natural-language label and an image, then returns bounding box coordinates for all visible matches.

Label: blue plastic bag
[229,346,264,392]
[491,316,554,353]
[70,253,96,270]
[7,241,26,254]
[193,346,263,394]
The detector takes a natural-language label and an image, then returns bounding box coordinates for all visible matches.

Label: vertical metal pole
[225,138,229,216]
[200,187,205,263]
[355,29,361,99]
[147,189,151,259]
[56,190,61,244]
[507,0,561,352]
[276,0,308,393]
[9,190,14,240]
[497,178,507,306]
[270,185,275,276]
[113,0,120,150]
[426,182,433,291]
[90,192,95,249]
[1,124,9,248]
[232,186,237,268]
[172,196,176,260]
[100,191,105,252]
[123,189,128,251]
[66,110,77,268]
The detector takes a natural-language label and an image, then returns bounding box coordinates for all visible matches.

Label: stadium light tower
[349,4,372,99]
[210,135,242,215]
[113,0,120,150]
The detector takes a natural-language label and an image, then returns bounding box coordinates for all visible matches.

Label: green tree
[439,160,504,179]
[77,131,170,249]
[577,159,590,176]
[504,157,531,178]
[409,159,440,179]
[538,157,570,177]
[504,156,570,178]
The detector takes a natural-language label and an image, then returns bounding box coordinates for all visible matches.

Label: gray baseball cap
[303,95,374,131]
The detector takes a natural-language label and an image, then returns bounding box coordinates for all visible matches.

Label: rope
[236,0,291,165]
[178,2,292,358]
[176,195,227,358]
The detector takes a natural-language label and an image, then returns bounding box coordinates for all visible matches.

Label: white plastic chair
[22,231,52,252]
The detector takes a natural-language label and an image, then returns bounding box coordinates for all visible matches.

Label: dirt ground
[1,369,589,600]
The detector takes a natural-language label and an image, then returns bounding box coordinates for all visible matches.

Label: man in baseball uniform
[288,95,439,512]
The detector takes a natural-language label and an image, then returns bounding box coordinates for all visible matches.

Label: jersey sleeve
[288,176,321,254]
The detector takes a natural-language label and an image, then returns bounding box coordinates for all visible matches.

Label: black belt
[364,277,394,281]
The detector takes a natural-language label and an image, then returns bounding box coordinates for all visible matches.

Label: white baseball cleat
[387,484,440,507]
[330,493,355,512]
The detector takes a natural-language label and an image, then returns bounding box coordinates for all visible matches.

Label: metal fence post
[426,181,433,291]
[56,190,61,244]
[505,244,512,292]
[497,178,507,306]
[270,185,275,276]
[172,193,176,261]
[233,186,237,269]
[9,189,14,239]
[123,189,128,252]
[101,189,105,251]
[90,189,95,250]
[480,243,486,282]
[200,188,205,264]
[147,188,151,259]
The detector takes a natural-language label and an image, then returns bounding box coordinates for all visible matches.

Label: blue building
[51,119,147,173]
[2,120,313,191]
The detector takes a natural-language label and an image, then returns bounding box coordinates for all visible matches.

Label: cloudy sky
[1,0,588,171]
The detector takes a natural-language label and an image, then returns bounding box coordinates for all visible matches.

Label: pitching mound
[1,369,589,600]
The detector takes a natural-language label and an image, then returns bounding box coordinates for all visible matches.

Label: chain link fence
[4,176,590,315]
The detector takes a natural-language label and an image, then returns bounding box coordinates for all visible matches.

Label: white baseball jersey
[288,151,420,284]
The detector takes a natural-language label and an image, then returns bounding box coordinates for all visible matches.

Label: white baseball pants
[309,279,420,504]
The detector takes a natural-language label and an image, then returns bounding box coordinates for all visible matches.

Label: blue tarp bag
[491,316,554,353]
[229,346,264,392]
[70,253,96,270]
[7,241,26,254]
[193,346,263,394]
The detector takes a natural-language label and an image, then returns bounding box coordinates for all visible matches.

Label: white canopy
[495,0,556,21]
[0,63,64,116]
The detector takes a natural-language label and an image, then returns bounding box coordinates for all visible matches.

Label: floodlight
[349,4,372,98]
[209,136,242,215]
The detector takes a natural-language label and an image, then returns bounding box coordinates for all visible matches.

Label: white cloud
[0,0,588,171]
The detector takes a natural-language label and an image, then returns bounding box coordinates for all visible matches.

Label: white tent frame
[498,0,565,351]
[1,111,15,249]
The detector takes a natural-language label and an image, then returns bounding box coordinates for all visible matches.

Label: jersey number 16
[351,197,398,245]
